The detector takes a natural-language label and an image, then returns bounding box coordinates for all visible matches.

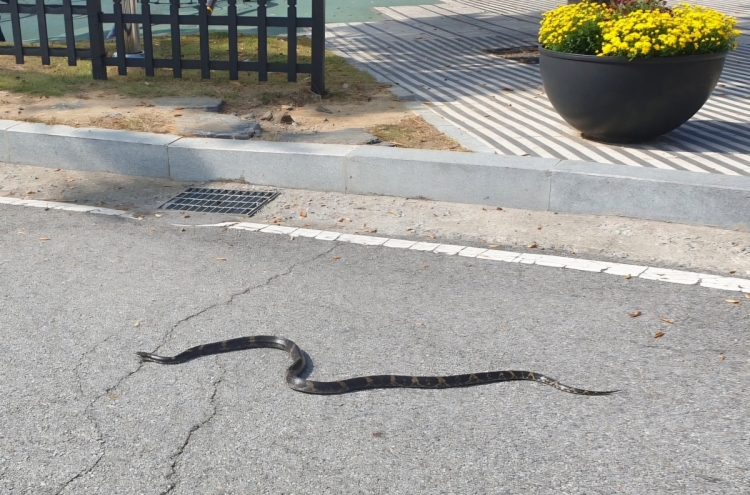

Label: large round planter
[539,47,727,143]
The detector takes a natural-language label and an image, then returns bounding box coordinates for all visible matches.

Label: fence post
[86,0,107,80]
[287,0,297,82]
[310,0,325,95]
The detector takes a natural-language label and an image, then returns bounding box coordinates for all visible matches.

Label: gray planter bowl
[539,47,727,143]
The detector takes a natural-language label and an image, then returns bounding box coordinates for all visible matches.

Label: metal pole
[122,0,141,54]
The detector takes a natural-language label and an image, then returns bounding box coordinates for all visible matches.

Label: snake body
[137,335,616,396]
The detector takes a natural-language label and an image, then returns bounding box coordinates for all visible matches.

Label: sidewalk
[326,0,750,175]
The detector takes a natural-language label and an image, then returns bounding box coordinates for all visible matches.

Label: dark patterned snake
[137,335,616,396]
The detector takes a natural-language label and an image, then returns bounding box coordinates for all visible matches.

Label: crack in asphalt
[55,243,337,492]
[159,368,225,495]
[54,334,117,495]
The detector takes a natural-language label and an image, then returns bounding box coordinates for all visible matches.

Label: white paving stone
[315,231,342,241]
[409,242,440,252]
[603,263,649,277]
[290,228,324,238]
[639,267,701,285]
[433,244,465,255]
[476,250,520,262]
[457,247,487,258]
[533,255,571,268]
[563,259,612,273]
[260,225,298,235]
[337,234,389,246]
[229,222,268,231]
[383,239,418,249]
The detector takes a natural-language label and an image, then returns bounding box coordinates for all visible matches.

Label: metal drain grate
[484,45,539,64]
[159,188,279,216]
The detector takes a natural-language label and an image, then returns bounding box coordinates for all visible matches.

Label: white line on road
[2,196,748,294]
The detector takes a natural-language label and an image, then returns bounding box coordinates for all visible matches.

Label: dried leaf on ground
[216,258,227,261]
[625,274,632,279]
[332,255,341,260]
[300,210,307,217]
[488,244,500,248]
[725,299,740,304]
[39,237,51,241]
[654,331,665,339]
[629,311,642,318]
[745,294,750,299]
[528,242,538,249]
[719,354,725,360]
[661,318,674,324]
[134,321,140,327]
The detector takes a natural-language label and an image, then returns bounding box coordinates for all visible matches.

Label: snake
[137,335,617,396]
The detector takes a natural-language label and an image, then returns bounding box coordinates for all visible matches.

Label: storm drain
[484,45,539,64]
[159,188,279,216]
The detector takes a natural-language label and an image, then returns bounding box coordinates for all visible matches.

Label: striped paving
[326,0,750,175]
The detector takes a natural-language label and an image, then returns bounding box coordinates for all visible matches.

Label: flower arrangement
[538,1,741,59]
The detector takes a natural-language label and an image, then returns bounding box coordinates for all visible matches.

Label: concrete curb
[1,119,748,230]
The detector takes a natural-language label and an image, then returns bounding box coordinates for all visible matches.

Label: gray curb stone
[0,120,748,230]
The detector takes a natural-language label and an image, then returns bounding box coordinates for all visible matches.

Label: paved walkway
[327,0,750,175]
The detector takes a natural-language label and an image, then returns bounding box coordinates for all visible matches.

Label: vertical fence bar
[113,0,127,74]
[198,0,210,78]
[257,0,267,82]
[35,0,50,65]
[286,0,296,82]
[227,0,238,80]
[9,0,24,64]
[142,0,154,76]
[169,0,181,77]
[62,0,76,65]
[310,0,325,95]
[86,0,107,79]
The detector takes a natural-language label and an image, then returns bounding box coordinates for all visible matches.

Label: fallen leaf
[660,318,674,324]
[488,244,500,248]
[496,207,503,211]
[174,114,183,117]
[183,215,190,219]
[625,274,632,280]
[134,321,140,327]
[725,299,740,304]
[54,168,61,172]
[180,228,186,232]
[387,211,397,215]
[39,237,51,241]
[654,331,665,339]
[426,233,436,239]
[175,107,184,110]
[332,255,341,260]
[482,207,487,211]
[216,258,227,261]
[729,270,736,274]
[528,242,538,249]
[745,294,750,299]
[273,218,282,224]
[154,214,162,218]
[406,228,414,232]
[338,217,344,222]
[300,210,307,218]
[629,311,642,318]
[26,191,35,195]
[230,81,241,87]
[719,354,725,360]
[537,226,542,230]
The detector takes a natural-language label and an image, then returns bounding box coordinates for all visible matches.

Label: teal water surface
[0,0,438,43]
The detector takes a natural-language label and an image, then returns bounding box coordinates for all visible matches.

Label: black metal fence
[0,0,326,93]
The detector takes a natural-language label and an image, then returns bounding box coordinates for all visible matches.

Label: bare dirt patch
[0,34,464,151]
